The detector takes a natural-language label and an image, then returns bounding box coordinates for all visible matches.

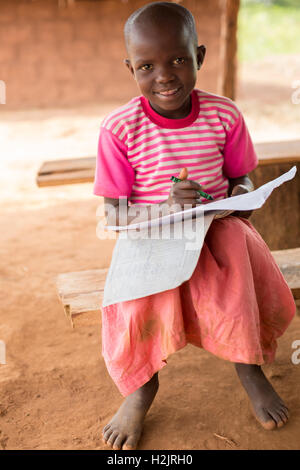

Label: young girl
[93,2,296,450]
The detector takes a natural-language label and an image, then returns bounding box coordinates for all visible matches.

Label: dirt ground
[0,55,300,450]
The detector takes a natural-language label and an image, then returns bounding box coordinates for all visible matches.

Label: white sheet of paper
[105,166,297,231]
[102,213,215,307]
[101,166,297,307]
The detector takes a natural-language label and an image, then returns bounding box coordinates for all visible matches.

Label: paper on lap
[102,213,215,307]
[101,166,297,307]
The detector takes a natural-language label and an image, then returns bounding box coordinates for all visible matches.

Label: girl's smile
[154,87,182,97]
[125,21,205,119]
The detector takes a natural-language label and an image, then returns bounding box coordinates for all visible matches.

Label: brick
[0,2,18,23]
[0,23,33,45]
[36,20,74,43]
[56,81,78,106]
[18,43,55,66]
[72,59,97,80]
[0,44,17,64]
[0,63,13,83]
[73,20,101,42]
[43,61,74,82]
[61,40,96,61]
[3,63,38,107]
[57,3,101,21]
[17,0,58,21]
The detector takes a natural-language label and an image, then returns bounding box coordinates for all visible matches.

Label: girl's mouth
[154,87,181,98]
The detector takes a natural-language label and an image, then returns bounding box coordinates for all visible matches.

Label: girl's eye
[174,57,185,65]
[140,64,153,71]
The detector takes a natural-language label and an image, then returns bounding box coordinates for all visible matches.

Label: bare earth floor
[0,55,299,450]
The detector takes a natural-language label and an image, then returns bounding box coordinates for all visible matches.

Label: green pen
[170,176,214,201]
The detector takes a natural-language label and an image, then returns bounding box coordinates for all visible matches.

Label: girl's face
[125,23,205,119]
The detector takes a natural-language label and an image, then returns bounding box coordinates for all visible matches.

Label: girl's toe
[122,433,139,450]
[102,427,113,444]
[102,424,111,436]
[107,431,119,448]
[113,434,126,450]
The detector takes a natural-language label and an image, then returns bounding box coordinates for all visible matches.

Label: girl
[93,2,296,450]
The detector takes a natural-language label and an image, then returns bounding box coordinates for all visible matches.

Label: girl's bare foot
[102,372,159,450]
[235,363,289,430]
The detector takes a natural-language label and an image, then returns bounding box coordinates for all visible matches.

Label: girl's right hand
[166,167,203,210]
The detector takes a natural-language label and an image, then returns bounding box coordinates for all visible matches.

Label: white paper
[105,166,297,232]
[101,166,297,307]
[102,213,215,307]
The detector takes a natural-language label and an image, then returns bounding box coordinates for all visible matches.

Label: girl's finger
[172,189,201,199]
[179,180,203,191]
[174,182,203,194]
[174,199,202,207]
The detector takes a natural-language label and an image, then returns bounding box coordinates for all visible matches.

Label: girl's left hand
[230,184,253,219]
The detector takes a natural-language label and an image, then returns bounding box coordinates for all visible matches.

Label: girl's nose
[156,67,175,83]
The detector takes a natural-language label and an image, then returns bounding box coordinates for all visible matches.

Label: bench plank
[37,140,300,187]
[37,169,95,187]
[36,156,95,187]
[254,140,300,166]
[57,249,300,328]
[56,268,107,327]
[38,157,96,174]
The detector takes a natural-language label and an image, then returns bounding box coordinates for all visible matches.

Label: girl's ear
[124,59,135,78]
[196,45,206,70]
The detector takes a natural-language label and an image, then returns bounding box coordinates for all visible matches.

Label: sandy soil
[0,55,300,450]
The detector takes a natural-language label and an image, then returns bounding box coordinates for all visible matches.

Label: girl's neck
[140,90,199,129]
[148,95,192,120]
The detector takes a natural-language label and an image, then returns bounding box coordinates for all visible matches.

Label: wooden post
[218,0,240,100]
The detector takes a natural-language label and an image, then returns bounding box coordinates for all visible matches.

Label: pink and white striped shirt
[93,89,258,205]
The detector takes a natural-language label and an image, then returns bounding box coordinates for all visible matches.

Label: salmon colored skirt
[101,216,296,396]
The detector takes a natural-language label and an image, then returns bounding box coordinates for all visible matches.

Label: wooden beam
[56,268,108,328]
[37,169,95,187]
[36,157,95,187]
[218,0,240,100]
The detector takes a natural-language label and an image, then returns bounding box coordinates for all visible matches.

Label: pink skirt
[101,216,296,396]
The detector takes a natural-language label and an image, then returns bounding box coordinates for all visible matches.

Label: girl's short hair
[124,1,198,50]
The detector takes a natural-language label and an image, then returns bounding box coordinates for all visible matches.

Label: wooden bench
[36,140,300,187]
[56,248,300,328]
[36,156,96,187]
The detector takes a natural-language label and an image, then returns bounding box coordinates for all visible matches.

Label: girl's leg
[234,363,289,429]
[102,372,159,450]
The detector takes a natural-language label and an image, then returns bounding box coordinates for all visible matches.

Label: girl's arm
[228,173,255,219]
[103,197,173,229]
[228,173,254,197]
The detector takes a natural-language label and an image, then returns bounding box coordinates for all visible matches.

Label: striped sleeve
[93,127,135,198]
[222,111,258,178]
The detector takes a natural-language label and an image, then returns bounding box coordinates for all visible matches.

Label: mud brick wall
[0,0,224,109]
